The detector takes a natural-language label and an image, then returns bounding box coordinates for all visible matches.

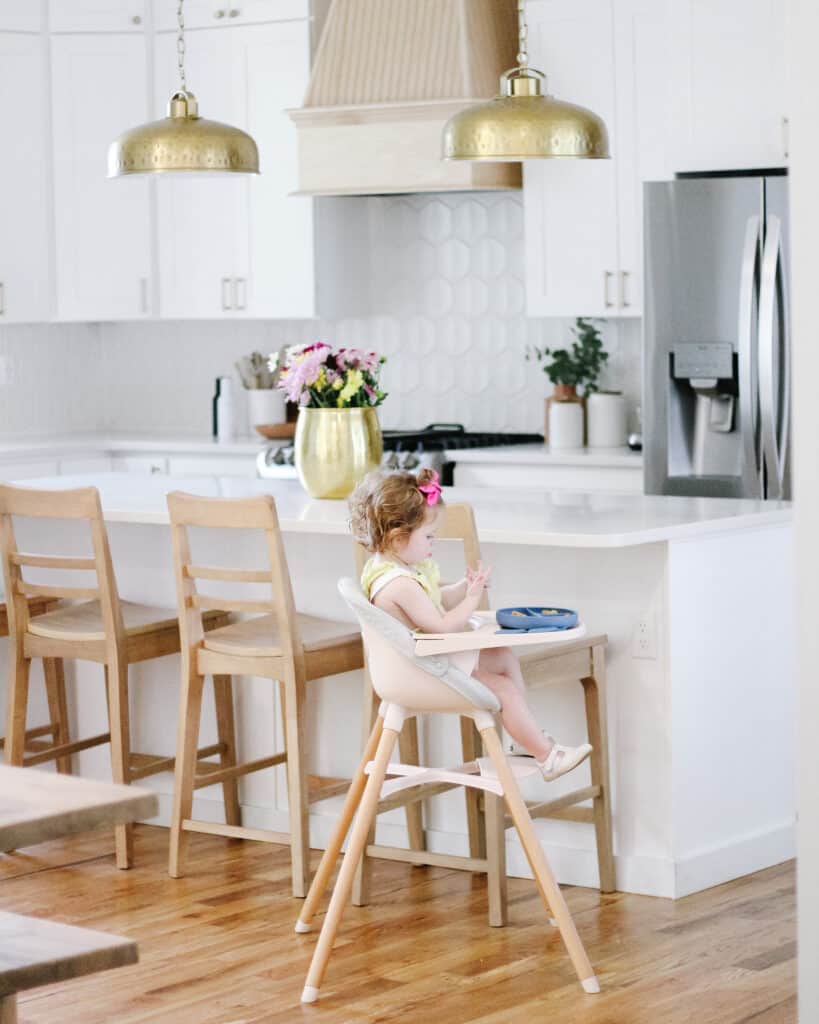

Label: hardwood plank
[0,827,796,1024]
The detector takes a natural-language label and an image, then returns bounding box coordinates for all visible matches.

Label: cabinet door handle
[221,277,232,310]
[619,271,630,308]
[782,115,790,161]
[235,277,247,310]
[131,15,142,25]
[604,271,614,308]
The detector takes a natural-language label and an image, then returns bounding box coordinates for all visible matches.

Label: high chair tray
[413,612,587,656]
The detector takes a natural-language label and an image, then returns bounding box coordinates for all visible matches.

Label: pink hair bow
[418,471,442,506]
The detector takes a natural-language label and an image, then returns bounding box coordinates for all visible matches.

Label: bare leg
[474,648,552,761]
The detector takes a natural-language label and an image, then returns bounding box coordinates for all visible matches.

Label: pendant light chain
[516,0,529,68]
[177,0,187,93]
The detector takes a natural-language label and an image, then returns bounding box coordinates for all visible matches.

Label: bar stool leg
[282,669,310,899]
[301,725,398,1003]
[461,717,486,859]
[582,645,615,893]
[213,674,241,828]
[0,993,17,1024]
[105,660,134,870]
[480,725,600,994]
[169,663,206,878]
[43,658,71,774]
[296,715,384,933]
[5,653,31,766]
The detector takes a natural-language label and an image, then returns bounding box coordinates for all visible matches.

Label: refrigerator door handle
[758,215,790,499]
[738,215,762,496]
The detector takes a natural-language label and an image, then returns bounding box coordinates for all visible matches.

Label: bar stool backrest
[338,577,499,715]
[354,502,489,612]
[167,491,301,661]
[0,484,126,656]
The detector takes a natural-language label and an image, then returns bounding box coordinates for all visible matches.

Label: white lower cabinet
[110,454,169,475]
[454,461,643,493]
[0,32,52,322]
[50,33,153,321]
[166,455,258,477]
[0,459,61,481]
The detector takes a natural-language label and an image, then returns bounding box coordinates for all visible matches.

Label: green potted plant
[528,318,609,449]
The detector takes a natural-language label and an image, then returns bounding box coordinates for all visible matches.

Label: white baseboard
[141,792,793,900]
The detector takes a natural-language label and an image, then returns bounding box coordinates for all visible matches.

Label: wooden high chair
[166,492,365,898]
[0,484,230,869]
[296,579,601,1003]
[0,597,71,773]
[353,503,615,921]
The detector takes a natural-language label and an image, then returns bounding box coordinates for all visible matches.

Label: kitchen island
[0,474,794,899]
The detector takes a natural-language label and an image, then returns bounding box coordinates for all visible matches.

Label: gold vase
[295,407,383,499]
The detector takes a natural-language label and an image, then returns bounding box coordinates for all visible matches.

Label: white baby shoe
[535,738,592,782]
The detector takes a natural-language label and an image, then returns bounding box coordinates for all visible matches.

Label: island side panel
[668,522,795,898]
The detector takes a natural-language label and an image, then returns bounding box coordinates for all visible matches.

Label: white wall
[788,1,819,1019]
[0,193,642,439]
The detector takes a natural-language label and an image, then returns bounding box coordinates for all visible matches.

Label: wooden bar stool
[296,579,600,1003]
[0,484,230,869]
[0,598,71,774]
[353,502,615,920]
[166,491,364,899]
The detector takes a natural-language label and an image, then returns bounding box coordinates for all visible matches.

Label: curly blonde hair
[348,468,443,553]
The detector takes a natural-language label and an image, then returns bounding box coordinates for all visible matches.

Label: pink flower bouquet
[277,343,387,409]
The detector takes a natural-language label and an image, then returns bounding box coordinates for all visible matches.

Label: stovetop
[382,423,544,451]
[257,423,544,483]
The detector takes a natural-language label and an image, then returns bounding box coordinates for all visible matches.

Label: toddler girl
[348,468,592,782]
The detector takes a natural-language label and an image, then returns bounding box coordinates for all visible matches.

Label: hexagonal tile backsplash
[0,193,642,438]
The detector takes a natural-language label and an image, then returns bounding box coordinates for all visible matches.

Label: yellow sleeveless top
[360,557,442,611]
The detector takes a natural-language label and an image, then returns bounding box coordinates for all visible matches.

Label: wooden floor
[0,825,795,1024]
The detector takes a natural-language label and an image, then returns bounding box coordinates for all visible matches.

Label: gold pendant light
[442,0,609,161]
[107,0,259,177]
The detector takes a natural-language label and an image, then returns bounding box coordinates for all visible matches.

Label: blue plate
[496,606,578,632]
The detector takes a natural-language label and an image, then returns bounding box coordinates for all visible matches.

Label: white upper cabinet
[0,2,43,32]
[154,27,246,319]
[49,1,146,33]
[524,0,620,318]
[50,33,153,320]
[154,0,308,32]
[154,15,315,319]
[668,0,788,172]
[524,0,669,318]
[0,33,51,322]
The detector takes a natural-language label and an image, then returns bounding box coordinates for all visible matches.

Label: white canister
[246,388,286,433]
[548,400,585,450]
[586,391,627,448]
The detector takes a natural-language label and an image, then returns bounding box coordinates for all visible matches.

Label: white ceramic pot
[587,391,627,448]
[246,388,286,432]
[549,400,585,450]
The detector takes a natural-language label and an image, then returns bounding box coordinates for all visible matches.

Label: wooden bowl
[254,422,296,440]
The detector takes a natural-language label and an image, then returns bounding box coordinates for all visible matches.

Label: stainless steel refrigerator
[643,174,790,499]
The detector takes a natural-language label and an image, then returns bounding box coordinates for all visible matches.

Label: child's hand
[466,562,492,597]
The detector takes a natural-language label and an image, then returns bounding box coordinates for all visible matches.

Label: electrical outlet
[632,614,657,659]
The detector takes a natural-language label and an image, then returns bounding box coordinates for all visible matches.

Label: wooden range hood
[289,0,522,195]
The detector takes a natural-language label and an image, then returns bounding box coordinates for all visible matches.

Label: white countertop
[443,443,642,467]
[0,432,270,457]
[12,472,791,548]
